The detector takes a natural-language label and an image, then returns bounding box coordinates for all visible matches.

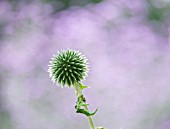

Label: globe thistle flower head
[48,49,88,87]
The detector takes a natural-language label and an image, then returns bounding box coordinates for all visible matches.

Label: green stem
[74,82,95,129]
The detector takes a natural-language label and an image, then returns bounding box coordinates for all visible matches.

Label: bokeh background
[1,0,170,129]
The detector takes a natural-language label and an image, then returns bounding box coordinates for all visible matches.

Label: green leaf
[75,101,89,109]
[88,108,98,116]
[95,127,106,129]
[79,83,88,90]
[79,102,89,107]
[76,108,98,117]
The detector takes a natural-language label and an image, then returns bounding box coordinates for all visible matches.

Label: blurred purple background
[0,0,170,129]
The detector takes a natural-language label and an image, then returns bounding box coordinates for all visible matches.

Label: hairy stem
[74,82,95,129]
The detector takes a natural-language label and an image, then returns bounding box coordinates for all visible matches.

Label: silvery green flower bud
[48,50,88,87]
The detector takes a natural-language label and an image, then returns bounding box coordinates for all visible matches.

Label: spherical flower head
[48,49,88,87]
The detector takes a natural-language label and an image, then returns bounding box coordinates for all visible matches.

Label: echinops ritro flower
[48,50,88,87]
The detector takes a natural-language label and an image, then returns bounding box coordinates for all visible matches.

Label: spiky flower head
[48,50,88,87]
